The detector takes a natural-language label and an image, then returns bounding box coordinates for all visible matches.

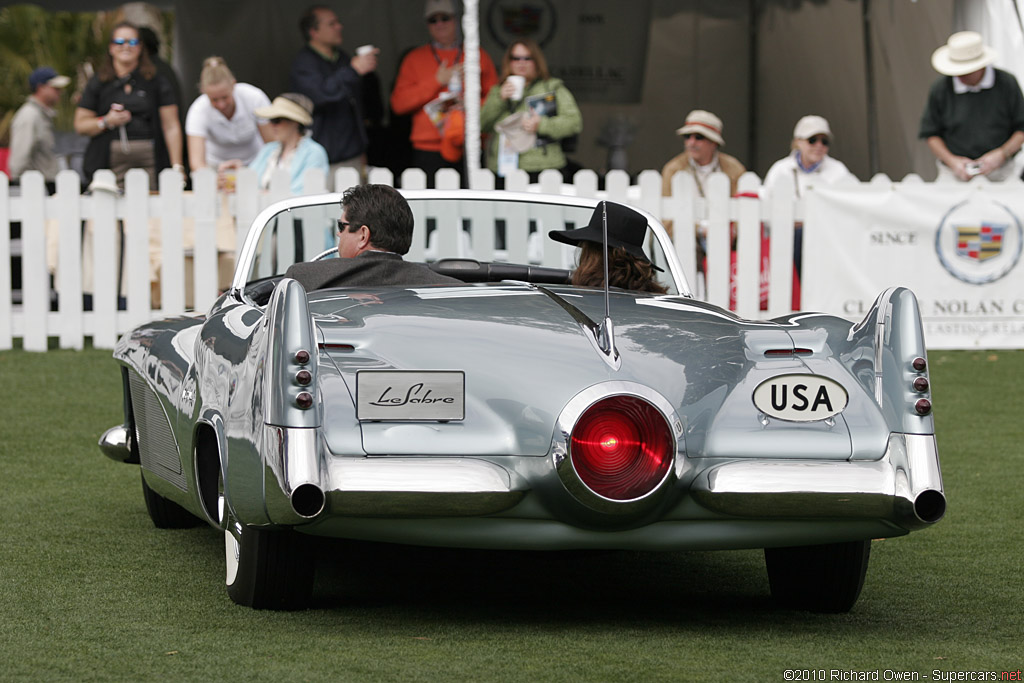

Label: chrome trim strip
[321,457,524,517]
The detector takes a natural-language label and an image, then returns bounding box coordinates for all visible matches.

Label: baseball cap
[29,67,71,91]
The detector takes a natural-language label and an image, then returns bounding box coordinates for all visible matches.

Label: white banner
[803,182,1024,350]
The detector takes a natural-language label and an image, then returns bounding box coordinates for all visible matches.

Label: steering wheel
[311,247,338,261]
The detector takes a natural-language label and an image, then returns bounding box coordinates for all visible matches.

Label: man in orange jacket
[390,0,498,185]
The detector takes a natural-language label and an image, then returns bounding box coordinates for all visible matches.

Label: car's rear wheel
[225,522,315,610]
[141,471,201,529]
[764,540,871,613]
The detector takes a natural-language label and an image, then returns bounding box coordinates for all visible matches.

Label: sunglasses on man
[111,37,140,46]
[427,14,453,24]
[806,135,830,146]
[683,133,707,142]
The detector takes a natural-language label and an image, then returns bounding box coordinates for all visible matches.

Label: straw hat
[675,110,725,146]
[931,32,996,76]
[255,93,314,126]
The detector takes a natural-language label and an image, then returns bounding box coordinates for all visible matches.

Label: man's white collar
[954,65,995,94]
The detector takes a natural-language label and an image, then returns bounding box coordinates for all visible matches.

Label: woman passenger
[549,201,667,294]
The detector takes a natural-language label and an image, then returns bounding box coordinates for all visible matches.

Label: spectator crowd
[7,5,1024,199]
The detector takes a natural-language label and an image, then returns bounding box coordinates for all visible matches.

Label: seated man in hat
[285,184,461,290]
[920,31,1024,181]
[661,109,746,198]
[549,201,667,294]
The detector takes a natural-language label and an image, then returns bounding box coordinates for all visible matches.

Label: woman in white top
[185,57,272,171]
[762,115,855,198]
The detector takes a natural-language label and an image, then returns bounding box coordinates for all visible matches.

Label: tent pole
[748,0,760,173]
[462,0,482,185]
[862,0,879,176]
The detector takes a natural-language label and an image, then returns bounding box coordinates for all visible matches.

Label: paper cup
[507,75,525,100]
[356,44,375,56]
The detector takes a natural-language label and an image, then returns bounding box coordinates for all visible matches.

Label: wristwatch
[97,117,107,130]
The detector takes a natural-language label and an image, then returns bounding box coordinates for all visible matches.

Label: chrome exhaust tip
[913,489,946,524]
[290,483,326,519]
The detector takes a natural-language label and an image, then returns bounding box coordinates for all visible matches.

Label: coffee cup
[506,75,525,101]
[357,44,376,56]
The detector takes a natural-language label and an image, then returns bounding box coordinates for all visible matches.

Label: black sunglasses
[807,135,830,146]
[337,219,352,231]
[683,133,707,142]
[427,14,453,24]
[510,56,533,62]
[270,117,292,125]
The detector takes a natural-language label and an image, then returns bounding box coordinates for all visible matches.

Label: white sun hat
[931,31,996,77]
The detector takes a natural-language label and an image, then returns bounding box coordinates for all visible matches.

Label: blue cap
[29,67,70,91]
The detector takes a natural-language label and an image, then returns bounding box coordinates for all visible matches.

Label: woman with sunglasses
[480,38,582,182]
[74,21,183,190]
[185,57,273,173]
[762,115,855,199]
[219,93,328,195]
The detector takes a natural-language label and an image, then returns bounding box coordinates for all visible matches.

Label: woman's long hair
[499,38,551,82]
[571,241,667,294]
[97,21,156,82]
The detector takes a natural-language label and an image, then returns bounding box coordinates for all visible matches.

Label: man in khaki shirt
[661,109,746,198]
[9,67,71,187]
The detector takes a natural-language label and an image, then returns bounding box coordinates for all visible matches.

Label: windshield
[240,193,684,296]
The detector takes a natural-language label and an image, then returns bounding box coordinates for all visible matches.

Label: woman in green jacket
[480,38,582,181]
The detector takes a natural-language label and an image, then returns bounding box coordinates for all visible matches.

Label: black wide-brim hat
[548,201,662,270]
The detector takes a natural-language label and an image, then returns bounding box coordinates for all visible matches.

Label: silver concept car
[99,190,945,611]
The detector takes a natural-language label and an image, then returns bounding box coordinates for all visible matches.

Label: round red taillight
[912,357,927,372]
[569,396,674,501]
[913,376,929,392]
[915,398,932,415]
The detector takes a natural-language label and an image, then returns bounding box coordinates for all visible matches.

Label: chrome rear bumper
[262,428,943,533]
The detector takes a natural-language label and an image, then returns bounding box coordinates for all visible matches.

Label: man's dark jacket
[284,251,460,291]
[290,46,372,163]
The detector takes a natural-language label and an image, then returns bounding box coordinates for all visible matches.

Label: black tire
[225,523,315,610]
[764,539,871,613]
[141,471,201,529]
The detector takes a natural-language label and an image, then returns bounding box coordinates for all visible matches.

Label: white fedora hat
[931,31,996,77]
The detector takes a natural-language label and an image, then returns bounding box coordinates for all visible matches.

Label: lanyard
[430,43,463,66]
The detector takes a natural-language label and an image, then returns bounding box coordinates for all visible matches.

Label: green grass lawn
[1,348,1021,682]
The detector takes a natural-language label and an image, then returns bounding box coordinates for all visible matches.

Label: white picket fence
[0,165,802,352]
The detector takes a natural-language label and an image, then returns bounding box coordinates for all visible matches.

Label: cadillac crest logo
[935,199,1023,284]
[487,0,557,48]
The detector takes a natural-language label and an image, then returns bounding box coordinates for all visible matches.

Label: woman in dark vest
[74,21,183,190]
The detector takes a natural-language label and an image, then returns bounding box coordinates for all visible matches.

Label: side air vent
[128,372,186,491]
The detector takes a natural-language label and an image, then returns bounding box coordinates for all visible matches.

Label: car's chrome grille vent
[129,372,186,491]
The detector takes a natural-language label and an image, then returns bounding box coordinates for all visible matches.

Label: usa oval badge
[752,374,849,422]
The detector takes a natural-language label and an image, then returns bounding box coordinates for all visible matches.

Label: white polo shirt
[185,82,271,166]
